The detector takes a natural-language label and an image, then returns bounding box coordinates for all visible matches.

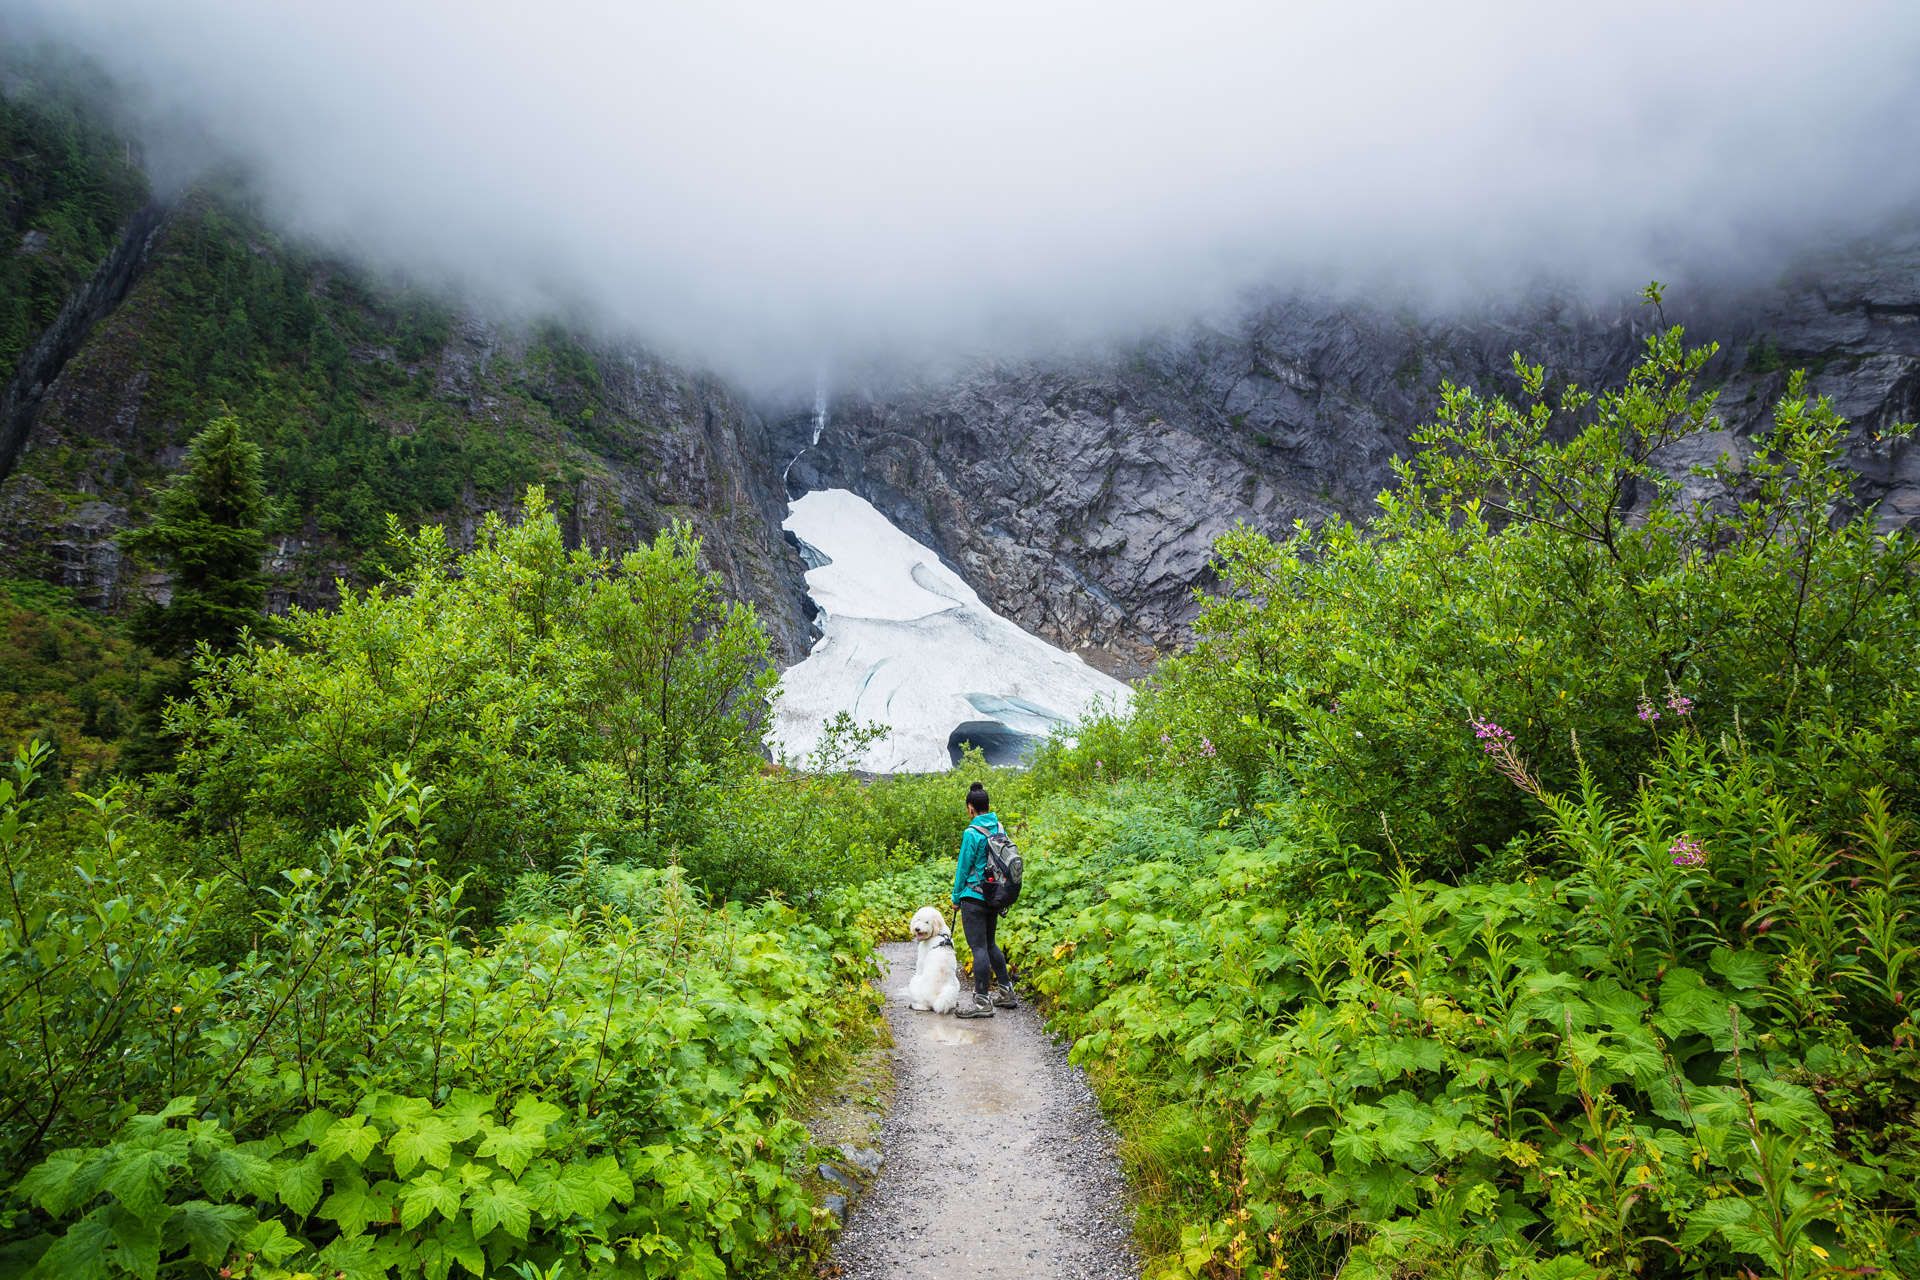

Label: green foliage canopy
[165,488,775,907]
[1144,307,1918,869]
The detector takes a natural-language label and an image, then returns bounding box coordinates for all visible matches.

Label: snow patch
[772,489,1130,773]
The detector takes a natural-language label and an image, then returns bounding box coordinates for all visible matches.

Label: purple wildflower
[1471,717,1513,755]
[1329,697,1343,715]
[1470,716,1544,799]
[1637,695,1660,723]
[1669,836,1706,868]
[1160,733,1173,747]
[1200,737,1216,758]
[1666,692,1694,716]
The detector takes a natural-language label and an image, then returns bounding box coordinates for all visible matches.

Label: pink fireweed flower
[1471,718,1514,753]
[1160,733,1173,746]
[1666,693,1694,716]
[1470,716,1543,799]
[1200,737,1216,758]
[1669,836,1706,868]
[1637,695,1660,723]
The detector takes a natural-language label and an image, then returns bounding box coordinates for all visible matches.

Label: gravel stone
[829,943,1139,1278]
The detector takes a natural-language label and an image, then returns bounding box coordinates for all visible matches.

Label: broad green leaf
[390,1117,457,1177]
[197,1147,277,1201]
[319,1173,394,1238]
[415,1233,453,1280]
[318,1116,381,1166]
[373,1095,434,1127]
[102,1134,187,1219]
[473,1122,544,1176]
[27,1210,113,1280]
[517,1163,562,1218]
[1709,948,1772,990]
[437,1216,486,1279]
[1751,1079,1832,1137]
[282,1109,337,1148]
[19,1149,90,1217]
[277,1154,325,1218]
[467,1179,533,1240]
[318,1234,384,1280]
[508,1096,564,1131]
[579,1155,634,1209]
[1328,1126,1376,1166]
[175,1201,252,1265]
[1652,968,1727,1039]
[453,1160,495,1192]
[1605,1027,1668,1085]
[1678,1196,1752,1249]
[240,1219,305,1265]
[104,1205,162,1280]
[441,1091,496,1141]
[1513,1257,1602,1280]
[120,1098,195,1139]
[401,1170,465,1229]
[682,1241,727,1280]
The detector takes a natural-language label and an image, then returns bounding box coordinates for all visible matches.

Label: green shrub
[1,751,876,1280]
[1001,727,1920,1277]
[1123,298,1918,876]
[163,489,774,914]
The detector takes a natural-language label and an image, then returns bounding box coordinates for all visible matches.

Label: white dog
[906,906,961,1013]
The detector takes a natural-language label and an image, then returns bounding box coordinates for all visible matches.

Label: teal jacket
[952,813,1004,905]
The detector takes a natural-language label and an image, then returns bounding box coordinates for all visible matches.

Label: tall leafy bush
[1146,296,1917,869]
[163,487,774,906]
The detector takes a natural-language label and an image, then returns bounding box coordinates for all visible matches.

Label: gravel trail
[829,942,1139,1279]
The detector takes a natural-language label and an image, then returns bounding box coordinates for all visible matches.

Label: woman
[951,781,1017,1018]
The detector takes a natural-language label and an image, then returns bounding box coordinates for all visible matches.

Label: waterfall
[811,366,828,445]
[782,360,830,488]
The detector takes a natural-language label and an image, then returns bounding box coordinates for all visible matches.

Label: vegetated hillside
[787,259,1920,675]
[0,575,166,786]
[0,181,813,660]
[0,58,148,389]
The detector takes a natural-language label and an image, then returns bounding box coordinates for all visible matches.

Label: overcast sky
[9,0,1920,378]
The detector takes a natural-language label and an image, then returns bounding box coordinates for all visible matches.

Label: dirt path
[828,942,1139,1279]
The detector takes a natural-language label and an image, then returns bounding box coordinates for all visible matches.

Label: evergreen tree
[117,415,272,775]
[120,414,273,657]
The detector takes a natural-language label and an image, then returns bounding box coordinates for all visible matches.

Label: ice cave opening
[947,720,1042,768]
[771,488,1131,773]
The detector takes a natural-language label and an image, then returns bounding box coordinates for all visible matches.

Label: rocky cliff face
[780,242,1920,676]
[5,185,1917,679]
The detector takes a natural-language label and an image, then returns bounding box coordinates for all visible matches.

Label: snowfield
[771,489,1131,773]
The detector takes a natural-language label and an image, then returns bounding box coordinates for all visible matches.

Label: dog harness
[932,936,954,950]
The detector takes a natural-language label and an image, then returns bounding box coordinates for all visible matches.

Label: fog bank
[8,0,1920,377]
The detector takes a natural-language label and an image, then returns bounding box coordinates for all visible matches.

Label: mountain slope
[0,183,815,660]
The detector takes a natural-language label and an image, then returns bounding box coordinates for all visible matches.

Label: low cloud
[9,0,1920,378]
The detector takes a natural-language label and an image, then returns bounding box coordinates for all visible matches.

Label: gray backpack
[976,823,1023,911]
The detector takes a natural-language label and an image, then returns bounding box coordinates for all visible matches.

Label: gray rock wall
[777,243,1920,674]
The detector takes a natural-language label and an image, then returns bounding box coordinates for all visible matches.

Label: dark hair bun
[968,782,988,794]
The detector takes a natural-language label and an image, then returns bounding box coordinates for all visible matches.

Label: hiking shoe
[953,992,996,1019]
[990,983,1019,1009]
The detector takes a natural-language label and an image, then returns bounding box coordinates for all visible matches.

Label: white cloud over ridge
[9,0,1920,376]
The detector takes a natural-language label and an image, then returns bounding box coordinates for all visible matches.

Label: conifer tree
[120,414,273,657]
[117,415,272,775]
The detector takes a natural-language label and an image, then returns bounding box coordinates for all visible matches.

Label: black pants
[959,899,1010,995]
